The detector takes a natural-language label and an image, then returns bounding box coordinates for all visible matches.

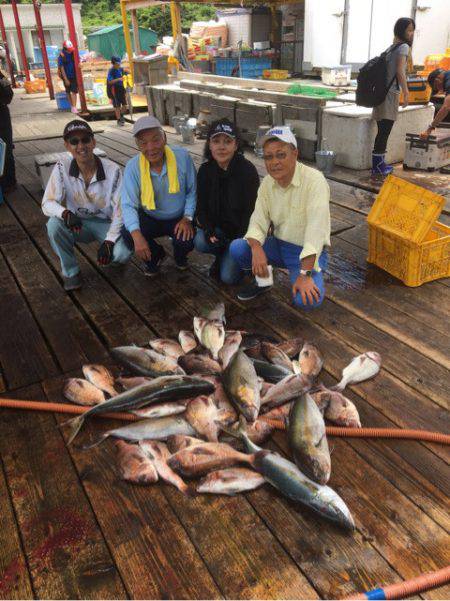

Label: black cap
[63,120,94,140]
[209,119,237,140]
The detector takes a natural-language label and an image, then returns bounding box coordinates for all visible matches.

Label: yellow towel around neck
[139,146,180,210]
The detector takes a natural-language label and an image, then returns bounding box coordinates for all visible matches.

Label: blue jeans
[194,228,243,285]
[230,236,328,310]
[122,211,194,268]
[47,217,132,278]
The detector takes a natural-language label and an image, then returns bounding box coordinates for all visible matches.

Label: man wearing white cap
[121,116,196,276]
[230,126,330,309]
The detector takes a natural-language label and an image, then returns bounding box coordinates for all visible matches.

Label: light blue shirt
[121,145,197,232]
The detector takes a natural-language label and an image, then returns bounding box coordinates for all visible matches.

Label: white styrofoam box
[321,103,435,169]
[253,41,270,50]
[404,133,450,171]
[35,148,108,190]
[321,65,351,86]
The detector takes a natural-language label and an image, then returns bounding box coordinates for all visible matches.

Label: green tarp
[87,24,158,60]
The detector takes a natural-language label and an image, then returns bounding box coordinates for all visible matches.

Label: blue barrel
[55,92,71,111]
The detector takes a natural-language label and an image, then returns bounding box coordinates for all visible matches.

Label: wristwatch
[300,269,313,278]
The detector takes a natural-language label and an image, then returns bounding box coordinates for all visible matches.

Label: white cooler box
[403,132,450,171]
[35,148,108,190]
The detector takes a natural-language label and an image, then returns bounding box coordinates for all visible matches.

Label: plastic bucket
[180,125,194,144]
[315,150,335,174]
[55,92,71,111]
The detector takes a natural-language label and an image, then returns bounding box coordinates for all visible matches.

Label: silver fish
[111,345,184,377]
[333,352,382,391]
[178,330,197,354]
[219,331,242,369]
[197,467,265,496]
[63,378,106,406]
[132,399,190,419]
[115,440,159,485]
[288,393,331,485]
[260,374,312,411]
[63,375,214,444]
[178,353,222,375]
[252,359,292,383]
[82,364,117,397]
[223,417,355,530]
[149,339,184,360]
[200,321,225,360]
[83,416,197,449]
[139,440,189,494]
[206,302,226,324]
[222,350,260,422]
[261,342,293,372]
[193,317,208,343]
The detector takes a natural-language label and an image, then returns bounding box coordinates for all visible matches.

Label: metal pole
[32,0,54,100]
[120,0,134,79]
[131,10,141,55]
[63,0,87,113]
[0,7,16,87]
[11,0,30,81]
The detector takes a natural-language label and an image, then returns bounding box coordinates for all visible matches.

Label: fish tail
[59,415,85,445]
[79,432,109,450]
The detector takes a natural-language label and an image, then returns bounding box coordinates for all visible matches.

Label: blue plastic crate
[215,57,272,78]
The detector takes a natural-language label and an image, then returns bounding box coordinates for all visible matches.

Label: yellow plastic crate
[24,79,46,94]
[263,69,288,80]
[367,175,450,286]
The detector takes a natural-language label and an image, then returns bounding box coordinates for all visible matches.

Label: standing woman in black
[371,17,414,176]
[0,47,16,192]
[194,119,259,284]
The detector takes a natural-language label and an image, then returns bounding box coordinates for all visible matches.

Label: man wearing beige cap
[230,126,331,309]
[121,116,196,276]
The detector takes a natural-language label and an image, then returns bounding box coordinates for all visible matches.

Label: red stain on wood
[0,558,24,594]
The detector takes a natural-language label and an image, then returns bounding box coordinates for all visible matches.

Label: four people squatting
[42,114,331,311]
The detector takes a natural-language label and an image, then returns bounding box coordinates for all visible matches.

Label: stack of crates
[367,175,450,287]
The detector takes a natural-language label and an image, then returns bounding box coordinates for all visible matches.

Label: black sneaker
[63,273,82,291]
[175,257,189,271]
[208,257,221,280]
[237,281,272,301]
[144,247,166,277]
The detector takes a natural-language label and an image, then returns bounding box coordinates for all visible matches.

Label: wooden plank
[0,384,127,599]
[0,455,33,600]
[0,250,58,390]
[42,376,223,600]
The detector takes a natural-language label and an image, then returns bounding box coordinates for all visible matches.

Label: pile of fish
[62,303,382,531]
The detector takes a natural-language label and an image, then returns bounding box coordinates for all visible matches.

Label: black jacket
[195,153,259,240]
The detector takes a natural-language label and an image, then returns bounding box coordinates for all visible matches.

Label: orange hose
[259,417,450,445]
[343,564,450,599]
[0,398,449,445]
[0,398,139,422]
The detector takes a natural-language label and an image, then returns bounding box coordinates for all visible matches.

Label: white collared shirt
[42,154,124,242]
[245,162,331,270]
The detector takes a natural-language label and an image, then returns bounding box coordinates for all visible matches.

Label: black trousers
[0,105,16,188]
[373,119,394,154]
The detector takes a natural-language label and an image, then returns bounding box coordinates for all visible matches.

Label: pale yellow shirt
[245,162,331,271]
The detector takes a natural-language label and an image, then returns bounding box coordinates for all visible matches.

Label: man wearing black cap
[420,69,450,138]
[42,120,131,290]
[107,56,128,126]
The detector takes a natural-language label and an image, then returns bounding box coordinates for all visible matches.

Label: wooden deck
[0,94,449,600]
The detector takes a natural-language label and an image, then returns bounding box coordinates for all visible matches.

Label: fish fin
[59,415,85,445]
[79,432,110,450]
[215,415,247,439]
[330,382,344,392]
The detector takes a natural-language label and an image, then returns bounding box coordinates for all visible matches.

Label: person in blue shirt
[107,56,128,126]
[121,116,197,276]
[58,40,78,114]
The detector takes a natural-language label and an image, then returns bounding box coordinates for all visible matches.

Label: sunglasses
[67,135,92,146]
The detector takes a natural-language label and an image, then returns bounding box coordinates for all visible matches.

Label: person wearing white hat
[58,40,78,114]
[230,126,331,309]
[121,116,197,276]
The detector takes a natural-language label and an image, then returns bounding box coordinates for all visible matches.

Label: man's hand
[97,240,115,265]
[62,210,82,233]
[420,127,433,139]
[132,231,151,262]
[251,245,269,278]
[293,275,320,306]
[401,95,409,109]
[209,235,219,243]
[174,217,194,241]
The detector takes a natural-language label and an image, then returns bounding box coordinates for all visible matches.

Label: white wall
[413,0,450,65]
[303,0,346,68]
[1,3,83,70]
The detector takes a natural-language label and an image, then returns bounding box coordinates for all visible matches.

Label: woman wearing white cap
[194,118,259,284]
[230,126,331,309]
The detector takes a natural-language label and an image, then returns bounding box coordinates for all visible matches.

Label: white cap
[262,126,297,148]
[133,116,163,136]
